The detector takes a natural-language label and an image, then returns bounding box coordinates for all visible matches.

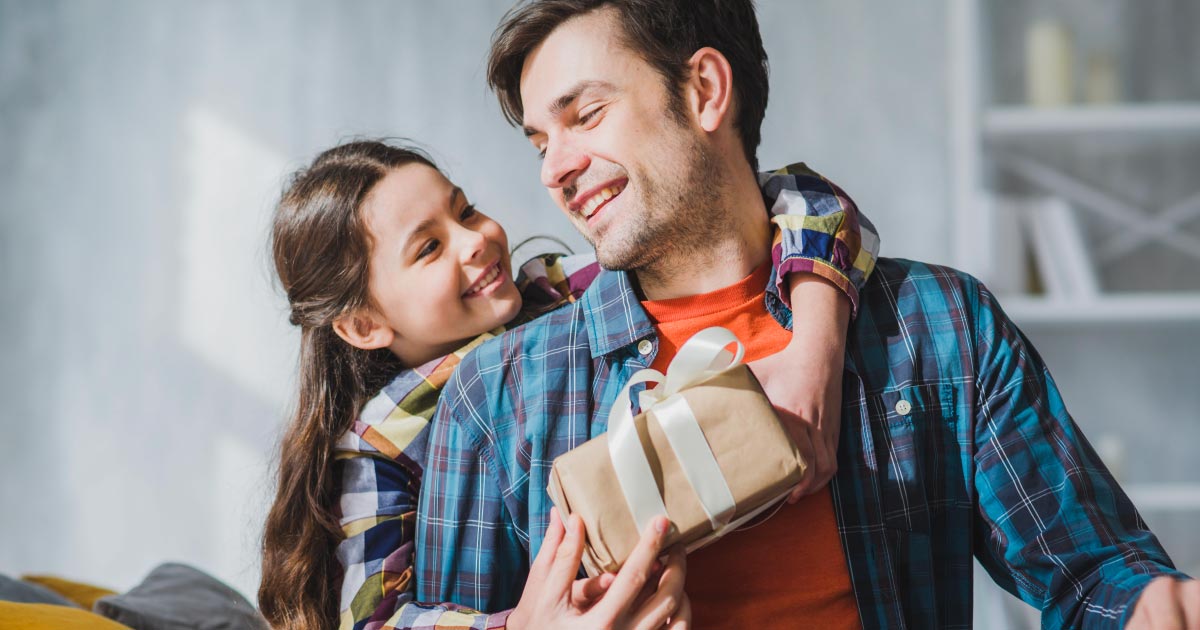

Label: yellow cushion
[0,602,130,629]
[18,576,118,610]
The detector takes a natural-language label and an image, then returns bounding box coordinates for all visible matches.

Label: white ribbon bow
[606,326,745,535]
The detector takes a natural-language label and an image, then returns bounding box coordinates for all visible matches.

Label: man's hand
[1125,576,1200,629]
[749,274,850,502]
[508,508,690,630]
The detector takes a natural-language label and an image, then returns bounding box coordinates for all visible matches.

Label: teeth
[580,185,623,218]
[466,265,500,296]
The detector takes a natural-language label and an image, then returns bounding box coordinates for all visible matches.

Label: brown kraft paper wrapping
[546,364,806,576]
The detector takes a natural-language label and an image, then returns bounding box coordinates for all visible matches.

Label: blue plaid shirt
[415,256,1186,628]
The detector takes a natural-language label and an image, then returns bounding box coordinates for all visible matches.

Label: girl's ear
[331,309,394,351]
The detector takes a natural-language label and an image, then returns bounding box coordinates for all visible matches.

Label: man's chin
[593,240,655,272]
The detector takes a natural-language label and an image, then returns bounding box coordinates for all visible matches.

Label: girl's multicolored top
[331,164,881,630]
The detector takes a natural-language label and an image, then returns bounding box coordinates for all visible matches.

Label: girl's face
[360,163,522,365]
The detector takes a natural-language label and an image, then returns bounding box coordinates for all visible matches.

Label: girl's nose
[456,223,488,264]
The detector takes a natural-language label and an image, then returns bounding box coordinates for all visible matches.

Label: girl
[259,140,879,630]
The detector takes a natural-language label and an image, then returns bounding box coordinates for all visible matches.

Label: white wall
[1,2,1194,623]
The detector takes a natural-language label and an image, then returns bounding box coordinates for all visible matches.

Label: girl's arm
[754,162,880,499]
[334,360,512,630]
[519,163,881,500]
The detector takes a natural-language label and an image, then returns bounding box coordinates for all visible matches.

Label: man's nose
[540,136,589,191]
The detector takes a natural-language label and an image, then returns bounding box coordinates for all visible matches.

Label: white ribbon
[606,327,746,535]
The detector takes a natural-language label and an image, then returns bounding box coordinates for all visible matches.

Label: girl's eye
[460,204,478,221]
[417,239,439,260]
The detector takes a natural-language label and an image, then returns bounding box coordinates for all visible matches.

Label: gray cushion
[0,573,79,607]
[93,563,267,630]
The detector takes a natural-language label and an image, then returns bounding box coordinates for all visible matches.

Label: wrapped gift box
[546,327,807,576]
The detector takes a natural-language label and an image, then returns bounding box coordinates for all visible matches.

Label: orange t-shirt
[640,262,860,630]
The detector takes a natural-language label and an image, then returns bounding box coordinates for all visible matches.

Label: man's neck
[635,169,771,301]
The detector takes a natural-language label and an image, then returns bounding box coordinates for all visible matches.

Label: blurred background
[1,1,1197,626]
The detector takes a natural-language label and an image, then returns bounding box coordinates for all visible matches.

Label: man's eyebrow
[522,80,616,138]
[402,187,462,251]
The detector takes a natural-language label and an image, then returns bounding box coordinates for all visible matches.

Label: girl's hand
[749,275,850,502]
[508,509,687,630]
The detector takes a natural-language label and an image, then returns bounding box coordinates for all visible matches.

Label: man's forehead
[518,9,632,119]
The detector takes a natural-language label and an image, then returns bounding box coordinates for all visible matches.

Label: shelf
[998,294,1200,325]
[983,104,1200,138]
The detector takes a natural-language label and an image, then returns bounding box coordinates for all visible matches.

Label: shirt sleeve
[761,163,881,317]
[414,391,529,615]
[970,283,1187,628]
[335,428,512,630]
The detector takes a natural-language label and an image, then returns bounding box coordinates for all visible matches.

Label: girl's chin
[466,294,521,323]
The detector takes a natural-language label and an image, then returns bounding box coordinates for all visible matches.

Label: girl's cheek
[485,219,506,244]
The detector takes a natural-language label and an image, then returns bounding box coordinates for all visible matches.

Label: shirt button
[637,339,654,356]
[895,399,912,416]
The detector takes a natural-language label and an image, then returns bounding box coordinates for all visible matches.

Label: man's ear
[332,309,394,351]
[686,46,735,133]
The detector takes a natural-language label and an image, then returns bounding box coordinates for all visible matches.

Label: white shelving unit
[951,8,1200,628]
[984,103,1200,138]
[949,2,1200,328]
[999,293,1200,325]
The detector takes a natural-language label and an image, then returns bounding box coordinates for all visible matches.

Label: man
[415,1,1197,628]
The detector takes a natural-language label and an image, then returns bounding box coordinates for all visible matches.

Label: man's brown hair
[487,0,769,171]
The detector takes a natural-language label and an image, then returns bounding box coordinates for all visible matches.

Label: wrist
[498,607,521,630]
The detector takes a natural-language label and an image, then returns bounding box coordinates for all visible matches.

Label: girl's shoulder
[515,252,600,319]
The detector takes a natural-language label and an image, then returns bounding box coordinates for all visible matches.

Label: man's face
[519,8,721,271]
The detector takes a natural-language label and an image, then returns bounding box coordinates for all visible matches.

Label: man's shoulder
[865,257,982,294]
[859,257,987,318]
[853,257,992,357]
[438,298,589,421]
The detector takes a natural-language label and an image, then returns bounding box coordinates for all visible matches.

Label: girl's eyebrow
[402,187,462,252]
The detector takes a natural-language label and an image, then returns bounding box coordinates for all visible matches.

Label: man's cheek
[549,190,568,212]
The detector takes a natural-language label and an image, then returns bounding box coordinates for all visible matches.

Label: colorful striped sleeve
[760,162,881,317]
[335,338,511,630]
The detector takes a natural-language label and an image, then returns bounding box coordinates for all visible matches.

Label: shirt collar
[579,268,658,359]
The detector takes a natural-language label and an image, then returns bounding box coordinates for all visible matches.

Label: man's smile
[569,177,627,223]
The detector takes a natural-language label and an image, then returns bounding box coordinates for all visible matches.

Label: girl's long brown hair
[260,140,436,630]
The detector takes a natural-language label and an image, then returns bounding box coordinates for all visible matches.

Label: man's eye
[537,147,547,160]
[460,204,478,221]
[579,106,603,125]
[417,239,439,260]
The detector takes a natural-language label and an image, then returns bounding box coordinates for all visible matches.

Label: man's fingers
[545,513,589,598]
[1135,577,1187,630]
[529,507,566,583]
[1181,580,1200,629]
[593,515,670,620]
[570,572,615,605]
[629,546,687,630]
[1154,578,1187,630]
[665,593,692,630]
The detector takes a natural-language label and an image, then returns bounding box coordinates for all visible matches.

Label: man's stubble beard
[590,133,732,282]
